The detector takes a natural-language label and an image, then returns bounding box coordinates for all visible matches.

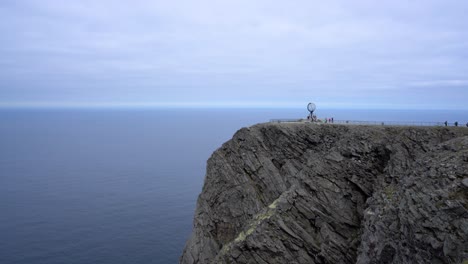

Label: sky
[1,0,468,109]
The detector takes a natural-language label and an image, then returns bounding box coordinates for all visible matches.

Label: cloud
[408,80,468,87]
[0,0,468,108]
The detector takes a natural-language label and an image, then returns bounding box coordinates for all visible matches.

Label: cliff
[180,123,468,264]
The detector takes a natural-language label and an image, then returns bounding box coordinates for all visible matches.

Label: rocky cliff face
[180,123,468,264]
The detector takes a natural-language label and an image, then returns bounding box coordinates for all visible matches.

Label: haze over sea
[1,108,467,264]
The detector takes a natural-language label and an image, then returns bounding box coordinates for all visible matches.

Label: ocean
[1,108,467,264]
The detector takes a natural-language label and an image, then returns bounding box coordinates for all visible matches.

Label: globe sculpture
[307,102,316,121]
[307,102,316,113]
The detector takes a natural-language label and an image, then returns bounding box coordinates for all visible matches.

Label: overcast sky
[1,0,468,109]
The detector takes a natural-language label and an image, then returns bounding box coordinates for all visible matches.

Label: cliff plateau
[181,123,468,264]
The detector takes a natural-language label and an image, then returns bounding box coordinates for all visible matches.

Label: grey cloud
[0,0,468,108]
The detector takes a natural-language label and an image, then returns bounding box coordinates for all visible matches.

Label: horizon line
[0,101,467,111]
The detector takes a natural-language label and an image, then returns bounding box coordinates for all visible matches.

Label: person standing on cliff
[455,121,458,127]
[444,121,448,126]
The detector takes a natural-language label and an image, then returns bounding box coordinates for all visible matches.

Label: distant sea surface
[1,108,467,264]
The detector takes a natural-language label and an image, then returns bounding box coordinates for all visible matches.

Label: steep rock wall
[181,123,468,264]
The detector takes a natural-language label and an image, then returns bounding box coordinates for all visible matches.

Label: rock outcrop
[180,123,468,264]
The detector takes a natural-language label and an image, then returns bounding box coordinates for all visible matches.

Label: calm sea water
[1,108,467,264]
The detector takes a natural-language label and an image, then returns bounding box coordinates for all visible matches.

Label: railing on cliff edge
[269,119,456,127]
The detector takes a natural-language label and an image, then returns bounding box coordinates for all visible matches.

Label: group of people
[444,121,468,127]
[307,114,318,122]
[307,115,334,123]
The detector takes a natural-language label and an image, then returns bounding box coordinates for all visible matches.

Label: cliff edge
[181,123,468,263]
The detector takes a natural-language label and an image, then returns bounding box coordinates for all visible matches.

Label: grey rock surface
[180,123,468,264]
